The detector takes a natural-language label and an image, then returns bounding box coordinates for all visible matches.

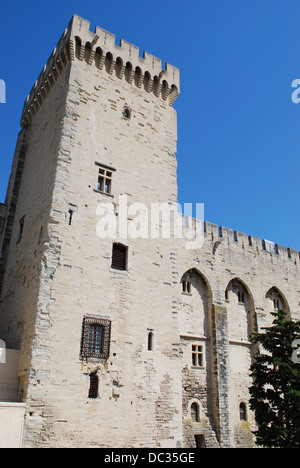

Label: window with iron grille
[111,243,128,271]
[80,316,111,361]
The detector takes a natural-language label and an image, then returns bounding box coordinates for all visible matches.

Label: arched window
[191,402,200,422]
[148,331,154,351]
[181,276,192,295]
[88,372,99,399]
[239,402,247,421]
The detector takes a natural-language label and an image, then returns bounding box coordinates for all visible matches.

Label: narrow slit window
[88,372,99,399]
[239,403,247,421]
[38,226,43,245]
[148,331,154,351]
[191,403,200,422]
[17,216,25,243]
[68,210,73,226]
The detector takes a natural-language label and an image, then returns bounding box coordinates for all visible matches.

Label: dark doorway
[194,435,206,448]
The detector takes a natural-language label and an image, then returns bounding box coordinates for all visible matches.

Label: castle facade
[0,15,299,448]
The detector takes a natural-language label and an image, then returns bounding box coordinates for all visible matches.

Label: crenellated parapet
[20,28,72,127]
[20,15,180,128]
[203,221,300,264]
[69,15,180,106]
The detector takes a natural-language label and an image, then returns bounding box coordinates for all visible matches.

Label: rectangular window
[95,162,116,196]
[80,316,111,361]
[192,345,203,367]
[111,243,128,271]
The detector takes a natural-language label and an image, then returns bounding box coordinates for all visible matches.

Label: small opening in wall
[17,216,25,243]
[194,435,206,448]
[38,226,43,245]
[88,372,99,399]
[148,331,154,351]
[191,402,200,422]
[68,210,74,226]
[239,402,247,421]
[111,243,128,271]
[123,107,131,119]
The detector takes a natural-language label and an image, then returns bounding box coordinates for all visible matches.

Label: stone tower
[0,15,183,447]
[1,15,299,449]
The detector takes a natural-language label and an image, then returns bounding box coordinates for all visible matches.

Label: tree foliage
[249,310,300,448]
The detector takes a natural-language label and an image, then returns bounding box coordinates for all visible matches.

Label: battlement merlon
[69,14,180,93]
[20,15,180,127]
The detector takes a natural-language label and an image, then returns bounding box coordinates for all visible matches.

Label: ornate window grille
[80,316,111,361]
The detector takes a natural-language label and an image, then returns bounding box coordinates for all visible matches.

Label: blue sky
[0,0,299,250]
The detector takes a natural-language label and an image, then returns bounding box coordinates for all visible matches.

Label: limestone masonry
[0,15,299,448]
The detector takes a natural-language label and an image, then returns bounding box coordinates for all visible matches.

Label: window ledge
[93,189,114,198]
[110,268,129,274]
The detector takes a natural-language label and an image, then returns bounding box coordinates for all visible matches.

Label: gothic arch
[264,286,290,322]
[179,268,212,339]
[225,277,257,342]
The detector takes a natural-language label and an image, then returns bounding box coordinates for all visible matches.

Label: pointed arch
[225,277,257,342]
[180,268,212,339]
[264,286,290,322]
